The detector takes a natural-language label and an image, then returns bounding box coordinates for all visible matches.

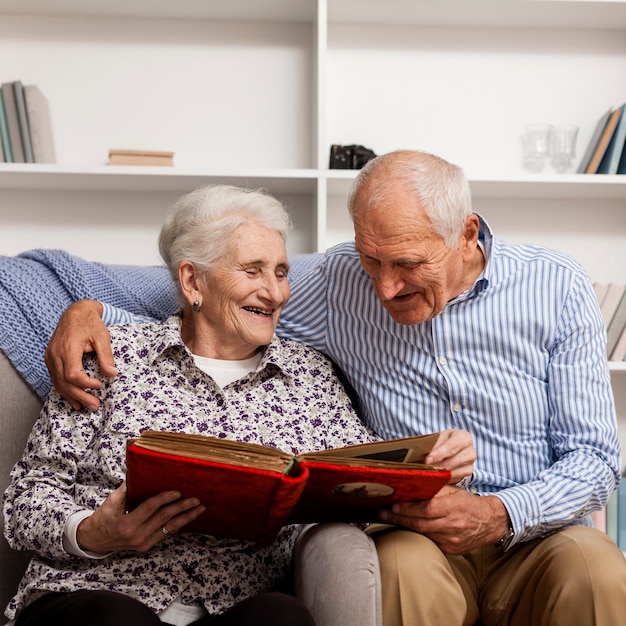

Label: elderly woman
[3,185,380,626]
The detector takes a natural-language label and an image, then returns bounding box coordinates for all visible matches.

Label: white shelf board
[5,166,622,201]
[328,0,626,30]
[8,0,625,29]
[469,175,626,200]
[325,170,626,200]
[0,165,318,195]
[0,0,315,22]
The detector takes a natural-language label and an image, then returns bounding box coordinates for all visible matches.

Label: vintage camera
[329,144,377,169]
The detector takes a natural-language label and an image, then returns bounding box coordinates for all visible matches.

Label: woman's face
[193,221,290,360]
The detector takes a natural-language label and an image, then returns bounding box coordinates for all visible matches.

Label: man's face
[353,186,470,326]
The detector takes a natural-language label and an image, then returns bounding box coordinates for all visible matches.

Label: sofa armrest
[0,351,43,617]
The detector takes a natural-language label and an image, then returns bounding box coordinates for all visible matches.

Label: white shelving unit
[0,0,625,436]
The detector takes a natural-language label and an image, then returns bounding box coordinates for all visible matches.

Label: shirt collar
[146,314,293,382]
[447,212,492,305]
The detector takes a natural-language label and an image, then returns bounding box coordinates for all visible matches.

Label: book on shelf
[0,91,9,162]
[24,84,56,164]
[593,283,610,308]
[12,80,34,163]
[618,137,626,175]
[126,430,451,546]
[596,103,626,175]
[606,489,618,545]
[619,476,626,551]
[583,106,623,175]
[576,106,614,174]
[108,149,174,166]
[606,288,626,359]
[0,91,4,162]
[609,324,626,362]
[600,283,625,329]
[591,507,607,533]
[1,82,24,162]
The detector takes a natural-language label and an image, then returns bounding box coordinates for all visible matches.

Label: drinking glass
[522,124,552,173]
[549,124,579,173]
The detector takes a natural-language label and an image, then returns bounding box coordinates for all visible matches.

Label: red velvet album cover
[125,431,451,545]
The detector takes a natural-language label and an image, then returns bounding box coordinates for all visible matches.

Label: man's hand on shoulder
[44,299,117,411]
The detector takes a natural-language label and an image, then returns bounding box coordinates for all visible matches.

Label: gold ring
[162,526,170,536]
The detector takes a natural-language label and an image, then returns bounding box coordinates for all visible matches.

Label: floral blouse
[3,315,378,620]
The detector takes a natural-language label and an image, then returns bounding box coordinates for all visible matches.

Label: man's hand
[76,481,206,555]
[44,299,116,411]
[425,429,476,485]
[379,487,510,554]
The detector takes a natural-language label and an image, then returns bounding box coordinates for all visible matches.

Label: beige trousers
[370,525,626,626]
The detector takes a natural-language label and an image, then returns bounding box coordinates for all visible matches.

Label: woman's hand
[76,481,206,555]
[424,429,476,485]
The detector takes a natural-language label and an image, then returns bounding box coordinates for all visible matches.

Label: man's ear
[461,214,480,258]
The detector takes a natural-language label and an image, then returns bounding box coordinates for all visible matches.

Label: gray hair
[347,150,472,247]
[159,184,293,287]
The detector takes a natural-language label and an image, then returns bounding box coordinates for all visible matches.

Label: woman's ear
[178,261,202,308]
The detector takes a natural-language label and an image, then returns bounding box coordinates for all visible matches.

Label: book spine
[606,288,626,358]
[1,82,24,162]
[618,478,626,551]
[576,107,612,174]
[258,466,309,546]
[24,84,56,163]
[609,323,626,362]
[605,104,626,175]
[591,507,606,533]
[596,105,626,175]
[585,107,622,174]
[606,490,618,544]
[0,91,13,162]
[600,283,626,329]
[13,80,34,163]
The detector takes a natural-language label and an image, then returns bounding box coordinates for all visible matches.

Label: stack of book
[593,283,626,361]
[0,80,56,164]
[577,103,626,175]
[108,149,174,166]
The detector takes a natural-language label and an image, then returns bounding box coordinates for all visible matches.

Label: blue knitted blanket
[0,250,177,399]
[0,250,323,400]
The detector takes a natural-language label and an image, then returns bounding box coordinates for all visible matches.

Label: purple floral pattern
[3,315,378,619]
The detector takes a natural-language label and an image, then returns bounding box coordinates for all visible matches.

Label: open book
[126,430,451,545]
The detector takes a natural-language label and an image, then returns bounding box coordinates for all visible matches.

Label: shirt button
[439,357,447,365]
[453,403,461,412]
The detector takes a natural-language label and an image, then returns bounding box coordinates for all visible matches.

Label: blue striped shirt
[277,215,621,545]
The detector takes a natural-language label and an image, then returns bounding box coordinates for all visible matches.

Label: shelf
[0,165,318,195]
[468,175,626,200]
[325,170,626,200]
[3,0,624,29]
[328,0,626,30]
[4,166,626,200]
[610,361,626,372]
[0,0,315,22]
